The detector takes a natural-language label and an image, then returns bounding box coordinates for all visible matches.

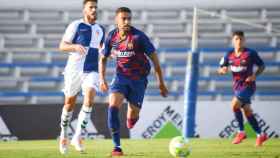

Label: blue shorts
[234,87,255,105]
[110,74,148,108]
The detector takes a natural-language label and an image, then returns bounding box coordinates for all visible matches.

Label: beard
[90,13,97,21]
[122,25,131,32]
[85,12,97,22]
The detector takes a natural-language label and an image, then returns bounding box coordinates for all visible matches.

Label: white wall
[131,101,280,138]
[0,0,280,9]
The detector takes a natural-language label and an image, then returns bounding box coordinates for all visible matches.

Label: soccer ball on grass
[169,136,191,158]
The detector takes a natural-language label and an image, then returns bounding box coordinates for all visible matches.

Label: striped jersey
[62,19,105,73]
[103,27,155,80]
[220,47,264,91]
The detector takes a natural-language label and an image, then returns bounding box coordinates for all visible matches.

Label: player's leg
[71,87,95,152]
[231,97,246,144]
[59,95,77,154]
[108,75,130,156]
[126,103,140,129]
[71,72,98,152]
[232,97,244,132]
[60,97,76,138]
[108,92,125,156]
[243,105,268,146]
[59,71,82,154]
[242,105,261,134]
[126,78,147,129]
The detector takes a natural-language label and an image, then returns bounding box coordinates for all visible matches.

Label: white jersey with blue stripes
[62,19,105,73]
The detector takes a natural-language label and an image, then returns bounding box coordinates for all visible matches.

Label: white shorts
[62,71,99,97]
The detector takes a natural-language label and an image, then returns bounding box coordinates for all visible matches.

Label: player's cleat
[71,137,85,152]
[111,147,124,156]
[232,132,247,144]
[59,138,69,154]
[126,117,139,129]
[255,133,268,147]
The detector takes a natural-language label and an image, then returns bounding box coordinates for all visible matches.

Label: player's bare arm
[149,53,169,97]
[245,65,265,82]
[59,40,87,55]
[98,55,109,92]
[217,66,228,75]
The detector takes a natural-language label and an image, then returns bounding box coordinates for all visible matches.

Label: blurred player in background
[218,31,268,147]
[99,7,169,156]
[58,0,104,154]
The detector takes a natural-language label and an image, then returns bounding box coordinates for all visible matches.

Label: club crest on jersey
[241,59,247,65]
[127,42,134,50]
[95,30,99,37]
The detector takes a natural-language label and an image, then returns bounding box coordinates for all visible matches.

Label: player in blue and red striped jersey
[99,7,168,156]
[218,31,268,147]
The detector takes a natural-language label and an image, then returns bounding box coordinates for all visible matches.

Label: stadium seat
[1,7,280,103]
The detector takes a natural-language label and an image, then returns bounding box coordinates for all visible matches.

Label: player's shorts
[234,87,255,105]
[62,70,99,97]
[110,74,148,108]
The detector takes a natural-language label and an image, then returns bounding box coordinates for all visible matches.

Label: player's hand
[159,83,168,97]
[217,67,228,75]
[245,74,256,82]
[74,44,87,55]
[100,80,109,92]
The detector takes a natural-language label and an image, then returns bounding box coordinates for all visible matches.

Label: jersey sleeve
[102,31,113,57]
[98,25,106,53]
[219,52,230,67]
[251,50,264,66]
[62,21,79,43]
[100,25,106,46]
[140,32,156,56]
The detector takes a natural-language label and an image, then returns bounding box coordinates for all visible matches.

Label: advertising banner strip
[0,104,129,140]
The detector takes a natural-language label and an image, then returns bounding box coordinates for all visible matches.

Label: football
[169,136,191,158]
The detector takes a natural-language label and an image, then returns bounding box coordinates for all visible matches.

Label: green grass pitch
[0,138,279,158]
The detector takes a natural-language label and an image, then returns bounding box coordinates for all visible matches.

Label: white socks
[60,108,73,139]
[73,105,93,139]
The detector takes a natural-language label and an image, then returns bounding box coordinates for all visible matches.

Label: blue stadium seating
[1,8,280,103]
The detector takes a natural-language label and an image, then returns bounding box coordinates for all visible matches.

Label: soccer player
[218,31,268,147]
[58,0,104,154]
[99,7,169,156]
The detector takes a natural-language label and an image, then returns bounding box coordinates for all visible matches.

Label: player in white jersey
[58,0,104,154]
